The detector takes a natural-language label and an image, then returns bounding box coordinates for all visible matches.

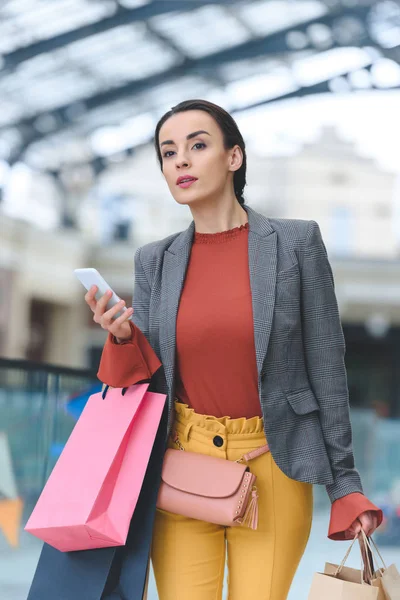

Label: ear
[228,145,243,172]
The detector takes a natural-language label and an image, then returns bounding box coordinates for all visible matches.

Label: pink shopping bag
[25,383,167,552]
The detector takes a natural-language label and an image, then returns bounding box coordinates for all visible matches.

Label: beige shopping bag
[380,564,400,600]
[362,533,400,600]
[324,562,385,600]
[308,571,380,599]
[308,532,380,599]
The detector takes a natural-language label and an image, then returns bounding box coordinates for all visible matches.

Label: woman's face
[158,110,242,206]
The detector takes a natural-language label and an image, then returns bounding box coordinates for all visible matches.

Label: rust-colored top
[174,222,262,419]
[97,221,383,540]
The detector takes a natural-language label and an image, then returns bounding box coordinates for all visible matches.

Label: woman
[89,99,382,600]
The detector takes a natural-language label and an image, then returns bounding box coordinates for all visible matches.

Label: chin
[172,192,207,207]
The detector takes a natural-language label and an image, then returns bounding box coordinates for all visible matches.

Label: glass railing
[0,358,100,600]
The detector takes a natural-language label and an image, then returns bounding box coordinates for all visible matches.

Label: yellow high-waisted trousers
[151,400,313,600]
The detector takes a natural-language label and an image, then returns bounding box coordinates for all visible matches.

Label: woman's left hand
[344,510,380,539]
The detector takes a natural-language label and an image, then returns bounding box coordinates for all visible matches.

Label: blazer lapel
[247,208,278,382]
[159,204,277,401]
[159,222,194,400]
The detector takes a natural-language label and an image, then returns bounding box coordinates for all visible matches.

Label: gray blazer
[132,203,363,503]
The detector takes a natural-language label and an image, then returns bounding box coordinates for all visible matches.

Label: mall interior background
[0,1,400,598]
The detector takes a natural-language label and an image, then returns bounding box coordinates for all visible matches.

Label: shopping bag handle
[359,530,375,584]
[334,534,361,578]
[360,529,387,574]
[334,530,376,585]
[101,384,128,400]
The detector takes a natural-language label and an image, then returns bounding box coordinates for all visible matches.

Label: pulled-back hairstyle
[154,99,247,206]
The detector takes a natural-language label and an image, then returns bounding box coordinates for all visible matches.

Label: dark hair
[154,99,247,206]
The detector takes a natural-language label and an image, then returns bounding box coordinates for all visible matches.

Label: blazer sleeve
[97,247,162,388]
[300,220,363,503]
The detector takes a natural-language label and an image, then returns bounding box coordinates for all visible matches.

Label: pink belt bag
[156,432,270,530]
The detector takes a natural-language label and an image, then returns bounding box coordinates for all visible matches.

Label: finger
[374,514,379,532]
[358,513,372,536]
[84,285,98,312]
[102,299,126,323]
[368,514,379,537]
[351,518,362,534]
[93,290,113,323]
[99,299,126,328]
[348,528,357,537]
[108,307,134,335]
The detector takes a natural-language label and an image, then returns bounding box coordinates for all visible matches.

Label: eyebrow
[160,130,211,147]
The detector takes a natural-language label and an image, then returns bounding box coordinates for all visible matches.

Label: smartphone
[74,268,132,320]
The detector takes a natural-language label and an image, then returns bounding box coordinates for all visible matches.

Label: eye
[162,142,206,159]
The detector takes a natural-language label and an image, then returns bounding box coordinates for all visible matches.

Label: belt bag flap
[160,449,249,498]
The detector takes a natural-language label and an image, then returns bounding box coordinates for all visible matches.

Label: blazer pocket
[276,263,299,282]
[285,388,320,415]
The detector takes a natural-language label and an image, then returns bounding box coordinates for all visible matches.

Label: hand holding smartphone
[75,268,132,320]
[75,268,133,342]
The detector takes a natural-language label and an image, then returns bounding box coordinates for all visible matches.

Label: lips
[176,175,197,188]
[176,176,198,185]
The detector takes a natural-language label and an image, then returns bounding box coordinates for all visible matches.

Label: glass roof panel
[24,133,93,170]
[226,68,298,108]
[238,0,328,36]
[218,55,299,82]
[0,128,24,160]
[137,76,213,110]
[66,23,178,81]
[19,72,100,113]
[0,60,100,119]
[6,53,69,90]
[149,5,252,58]
[0,22,180,123]
[292,47,372,86]
[74,99,149,132]
[369,0,400,49]
[119,0,151,7]
[0,104,25,129]
[90,112,156,156]
[0,0,116,53]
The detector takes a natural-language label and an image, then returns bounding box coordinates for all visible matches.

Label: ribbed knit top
[194,221,249,244]
[172,218,262,418]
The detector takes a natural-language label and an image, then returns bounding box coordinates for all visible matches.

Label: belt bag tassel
[156,434,269,530]
[237,487,259,530]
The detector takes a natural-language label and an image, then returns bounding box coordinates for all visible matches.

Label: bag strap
[334,532,375,585]
[236,444,270,463]
[360,529,387,574]
[174,431,270,463]
[101,384,128,399]
[334,534,360,578]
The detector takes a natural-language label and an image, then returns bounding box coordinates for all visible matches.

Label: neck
[189,199,248,234]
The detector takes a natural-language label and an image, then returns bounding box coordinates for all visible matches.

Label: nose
[175,150,190,169]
